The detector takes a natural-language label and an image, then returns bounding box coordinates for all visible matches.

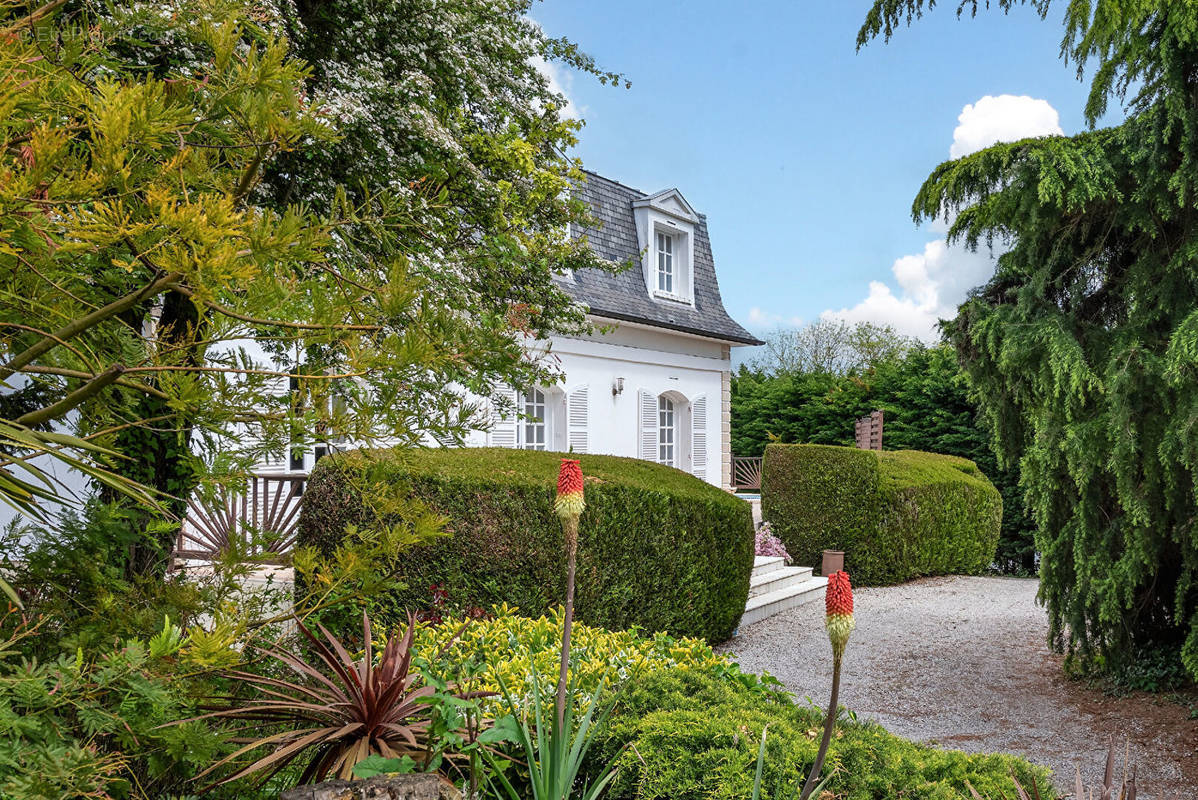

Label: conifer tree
[861,1,1198,676]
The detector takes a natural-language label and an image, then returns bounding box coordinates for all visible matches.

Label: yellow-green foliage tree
[0,0,619,575]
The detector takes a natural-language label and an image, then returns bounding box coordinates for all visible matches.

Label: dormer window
[633,188,698,306]
[656,232,674,294]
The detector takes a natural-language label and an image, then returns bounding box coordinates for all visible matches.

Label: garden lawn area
[721,575,1198,799]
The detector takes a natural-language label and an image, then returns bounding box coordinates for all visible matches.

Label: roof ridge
[580,168,648,199]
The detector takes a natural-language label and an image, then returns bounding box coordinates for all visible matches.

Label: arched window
[658,396,676,466]
[640,390,693,471]
[520,387,547,450]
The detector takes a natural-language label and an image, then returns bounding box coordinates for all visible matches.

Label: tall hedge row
[760,444,1001,585]
[296,448,754,641]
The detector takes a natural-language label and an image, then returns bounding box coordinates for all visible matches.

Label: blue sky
[531,1,1120,342]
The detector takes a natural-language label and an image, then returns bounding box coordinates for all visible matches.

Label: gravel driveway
[719,576,1198,799]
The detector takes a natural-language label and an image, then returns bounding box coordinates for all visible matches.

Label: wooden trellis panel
[175,474,306,562]
[731,456,763,490]
[855,410,883,451]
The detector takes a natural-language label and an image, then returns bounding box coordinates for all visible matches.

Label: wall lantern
[612,377,624,397]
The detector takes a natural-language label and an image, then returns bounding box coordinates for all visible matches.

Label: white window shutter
[568,386,589,453]
[260,446,287,469]
[639,390,658,462]
[490,386,519,448]
[256,376,291,469]
[691,394,707,478]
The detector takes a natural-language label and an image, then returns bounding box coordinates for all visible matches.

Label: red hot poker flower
[803,570,855,798]
[825,571,853,617]
[554,458,585,521]
[552,459,585,726]
[556,458,583,496]
[824,570,855,660]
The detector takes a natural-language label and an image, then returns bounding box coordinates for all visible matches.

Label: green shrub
[761,444,1001,585]
[0,623,264,800]
[297,448,755,641]
[589,669,1055,800]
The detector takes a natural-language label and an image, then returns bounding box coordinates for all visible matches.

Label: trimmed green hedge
[589,670,1054,800]
[296,448,754,641]
[760,444,1001,585]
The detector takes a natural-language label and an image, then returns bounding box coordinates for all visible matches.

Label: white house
[172,173,761,557]
[470,171,761,488]
[172,175,822,627]
[257,171,760,490]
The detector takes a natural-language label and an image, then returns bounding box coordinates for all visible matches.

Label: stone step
[749,565,813,598]
[752,555,786,577]
[740,575,828,628]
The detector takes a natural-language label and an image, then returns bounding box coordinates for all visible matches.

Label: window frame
[657,395,675,466]
[519,387,548,451]
[655,231,674,295]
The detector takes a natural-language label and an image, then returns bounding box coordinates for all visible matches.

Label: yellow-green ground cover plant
[587,669,1054,800]
[412,607,771,715]
[411,611,1054,800]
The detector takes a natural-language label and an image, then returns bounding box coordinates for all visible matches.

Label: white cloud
[821,94,1062,342]
[821,241,996,340]
[531,56,585,120]
[748,306,804,329]
[950,94,1063,158]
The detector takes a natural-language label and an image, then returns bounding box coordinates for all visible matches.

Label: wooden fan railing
[175,473,306,562]
[731,456,763,491]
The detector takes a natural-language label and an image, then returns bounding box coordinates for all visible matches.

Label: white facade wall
[472,319,732,488]
[171,315,738,489]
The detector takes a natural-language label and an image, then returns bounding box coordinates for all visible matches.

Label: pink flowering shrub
[755,522,790,560]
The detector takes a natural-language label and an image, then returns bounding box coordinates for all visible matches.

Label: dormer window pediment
[631,188,700,223]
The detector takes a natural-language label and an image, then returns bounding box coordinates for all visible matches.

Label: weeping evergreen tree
[860,1,1198,678]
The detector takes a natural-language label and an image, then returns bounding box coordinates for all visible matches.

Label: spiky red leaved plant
[185,612,486,787]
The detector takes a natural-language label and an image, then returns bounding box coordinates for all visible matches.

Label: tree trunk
[102,289,202,579]
[279,774,461,800]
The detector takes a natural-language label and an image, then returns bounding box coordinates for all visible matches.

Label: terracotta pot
[821,549,844,577]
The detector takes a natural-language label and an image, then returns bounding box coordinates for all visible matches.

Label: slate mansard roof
[561,171,763,346]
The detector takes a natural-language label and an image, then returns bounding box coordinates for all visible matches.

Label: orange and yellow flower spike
[824,570,855,662]
[554,458,585,520]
